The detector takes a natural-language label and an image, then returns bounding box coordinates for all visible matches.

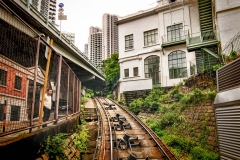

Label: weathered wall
[182,101,218,152]
[0,115,80,160]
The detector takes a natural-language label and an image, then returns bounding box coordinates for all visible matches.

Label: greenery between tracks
[128,82,219,160]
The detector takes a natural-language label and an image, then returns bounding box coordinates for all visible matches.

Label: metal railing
[159,0,197,6]
[162,30,187,44]
[186,30,216,45]
[0,1,81,137]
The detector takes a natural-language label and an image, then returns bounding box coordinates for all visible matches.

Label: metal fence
[222,31,240,56]
[0,2,81,137]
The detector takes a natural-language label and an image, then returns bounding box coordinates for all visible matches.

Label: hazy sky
[56,0,157,51]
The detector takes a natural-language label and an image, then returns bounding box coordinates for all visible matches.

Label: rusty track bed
[93,97,178,160]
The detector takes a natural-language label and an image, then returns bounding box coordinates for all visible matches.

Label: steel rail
[92,98,101,160]
[95,97,114,160]
[100,98,120,160]
[109,98,178,160]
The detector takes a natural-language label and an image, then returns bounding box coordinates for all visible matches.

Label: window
[124,69,129,77]
[0,69,7,86]
[144,29,158,46]
[144,56,161,84]
[0,104,4,121]
[133,67,138,76]
[168,50,187,79]
[14,75,22,90]
[167,23,184,42]
[125,34,133,50]
[10,105,20,121]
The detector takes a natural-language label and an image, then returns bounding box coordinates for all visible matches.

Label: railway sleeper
[119,152,149,160]
[114,120,131,130]
[117,133,141,149]
[111,113,126,122]
[105,106,116,110]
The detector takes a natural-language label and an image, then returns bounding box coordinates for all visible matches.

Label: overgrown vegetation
[129,83,219,160]
[72,120,90,152]
[101,52,120,96]
[44,133,70,159]
[44,120,89,159]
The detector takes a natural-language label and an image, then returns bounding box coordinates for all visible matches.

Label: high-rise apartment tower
[102,13,119,60]
[31,0,56,23]
[88,26,103,68]
[84,43,88,57]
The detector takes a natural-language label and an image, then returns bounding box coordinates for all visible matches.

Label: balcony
[161,31,187,48]
[186,30,218,51]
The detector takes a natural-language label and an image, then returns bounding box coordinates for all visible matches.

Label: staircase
[198,0,215,41]
[195,47,219,74]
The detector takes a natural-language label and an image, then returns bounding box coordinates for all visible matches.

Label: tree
[101,52,120,95]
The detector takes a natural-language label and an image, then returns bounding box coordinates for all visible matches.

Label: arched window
[168,50,187,79]
[144,56,161,85]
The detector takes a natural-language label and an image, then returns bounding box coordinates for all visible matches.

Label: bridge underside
[65,58,105,91]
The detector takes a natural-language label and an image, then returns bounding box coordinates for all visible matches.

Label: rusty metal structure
[93,97,178,160]
[0,0,104,137]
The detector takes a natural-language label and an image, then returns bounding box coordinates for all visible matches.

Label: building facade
[215,0,240,50]
[116,0,219,101]
[0,55,45,123]
[102,13,119,60]
[62,31,75,44]
[84,43,88,57]
[31,0,56,23]
[88,26,103,68]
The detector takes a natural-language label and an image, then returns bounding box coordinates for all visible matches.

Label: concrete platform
[84,98,95,109]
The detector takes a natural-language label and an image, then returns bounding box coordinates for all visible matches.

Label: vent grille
[215,105,240,159]
[217,58,240,92]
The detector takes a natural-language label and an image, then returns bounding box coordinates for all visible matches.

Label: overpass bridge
[0,0,105,90]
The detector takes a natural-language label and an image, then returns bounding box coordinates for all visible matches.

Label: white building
[215,0,240,51]
[102,13,119,60]
[116,0,219,102]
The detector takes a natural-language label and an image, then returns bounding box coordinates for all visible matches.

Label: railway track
[93,97,178,160]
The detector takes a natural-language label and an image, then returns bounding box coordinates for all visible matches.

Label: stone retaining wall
[0,115,80,160]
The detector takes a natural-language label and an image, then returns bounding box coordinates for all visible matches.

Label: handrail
[162,30,187,44]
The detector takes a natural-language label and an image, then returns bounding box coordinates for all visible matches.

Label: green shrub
[128,98,143,114]
[159,106,167,113]
[45,133,70,159]
[159,111,178,129]
[179,88,207,105]
[163,135,194,152]
[73,124,90,152]
[179,95,191,104]
[190,146,219,160]
[81,97,88,105]
[150,101,159,111]
[207,90,217,101]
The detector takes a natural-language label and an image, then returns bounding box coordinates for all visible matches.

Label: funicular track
[93,97,178,160]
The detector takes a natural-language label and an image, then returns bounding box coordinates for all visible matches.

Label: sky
[55,0,157,51]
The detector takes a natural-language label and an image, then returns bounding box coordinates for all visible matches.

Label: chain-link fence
[0,3,81,136]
